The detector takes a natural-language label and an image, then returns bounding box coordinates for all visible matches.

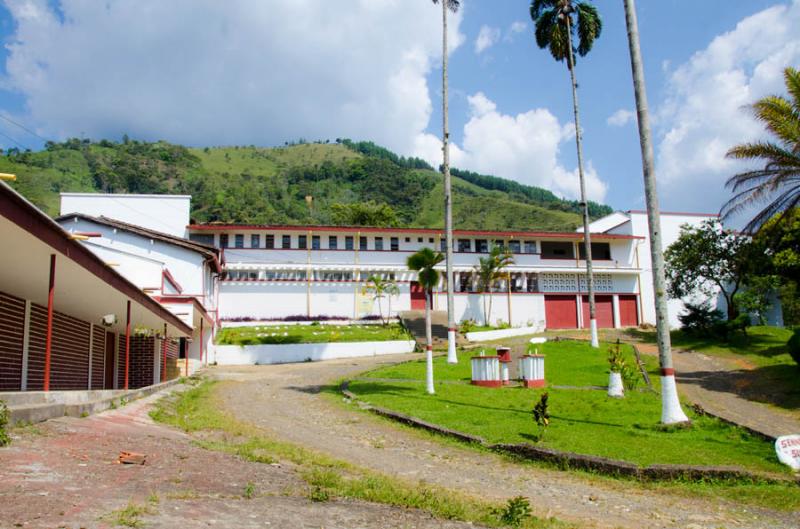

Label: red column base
[471,380,503,388]
[521,379,546,388]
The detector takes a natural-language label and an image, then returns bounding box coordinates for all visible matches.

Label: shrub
[0,400,10,447]
[459,319,477,334]
[607,341,625,373]
[678,302,724,335]
[788,329,800,366]
[494,496,532,527]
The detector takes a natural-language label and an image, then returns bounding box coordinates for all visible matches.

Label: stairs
[399,310,465,349]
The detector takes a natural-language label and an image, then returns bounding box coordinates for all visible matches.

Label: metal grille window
[250,234,261,248]
[524,241,537,254]
[189,233,214,245]
[265,235,275,249]
[282,235,291,249]
[508,240,521,254]
[526,273,539,292]
[375,237,384,251]
[298,235,307,249]
[345,236,354,250]
[219,234,229,248]
[312,235,321,250]
[476,239,488,253]
[359,236,368,250]
[329,236,338,250]
[390,237,399,251]
[458,239,472,252]
[314,271,354,281]
[234,234,244,248]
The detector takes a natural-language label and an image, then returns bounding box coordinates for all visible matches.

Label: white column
[20,300,31,391]
[575,294,583,328]
[612,294,621,329]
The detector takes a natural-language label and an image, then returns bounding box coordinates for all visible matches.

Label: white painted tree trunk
[425,289,435,395]
[608,372,624,398]
[442,0,457,366]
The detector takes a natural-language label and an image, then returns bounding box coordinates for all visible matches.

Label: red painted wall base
[521,379,546,388]
[471,380,503,388]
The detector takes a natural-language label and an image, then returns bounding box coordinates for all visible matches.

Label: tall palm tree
[622,0,689,424]
[365,274,400,326]
[530,0,602,348]
[407,247,445,394]
[432,0,460,364]
[474,245,515,326]
[721,66,800,233]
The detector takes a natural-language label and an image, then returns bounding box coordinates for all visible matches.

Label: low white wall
[214,340,416,365]
[465,325,545,342]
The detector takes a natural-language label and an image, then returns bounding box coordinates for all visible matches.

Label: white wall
[214,340,416,365]
[452,293,545,327]
[60,193,191,238]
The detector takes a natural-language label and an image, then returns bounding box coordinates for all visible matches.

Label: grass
[216,323,412,346]
[350,341,789,474]
[150,379,571,529]
[103,501,152,528]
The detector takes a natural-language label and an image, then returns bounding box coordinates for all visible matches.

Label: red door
[544,295,578,329]
[582,295,615,328]
[410,282,427,310]
[618,295,639,327]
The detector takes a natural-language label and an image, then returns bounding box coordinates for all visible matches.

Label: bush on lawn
[0,400,10,447]
[788,329,800,366]
[679,303,750,341]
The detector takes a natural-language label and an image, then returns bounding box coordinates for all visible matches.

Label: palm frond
[574,2,602,57]
[530,0,559,20]
[749,96,800,147]
[534,9,569,61]
[784,67,800,113]
[431,0,460,13]
[726,141,800,169]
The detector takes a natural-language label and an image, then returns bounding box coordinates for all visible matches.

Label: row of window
[225,269,398,282]
[192,232,613,259]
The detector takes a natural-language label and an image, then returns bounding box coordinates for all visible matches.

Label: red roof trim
[152,295,214,325]
[187,224,643,240]
[0,182,193,336]
[161,269,183,294]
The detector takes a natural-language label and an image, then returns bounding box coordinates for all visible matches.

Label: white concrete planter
[214,340,415,365]
[608,372,625,398]
[465,325,545,342]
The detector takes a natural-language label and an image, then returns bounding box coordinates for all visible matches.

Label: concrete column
[576,294,583,328]
[612,294,621,329]
[20,300,31,391]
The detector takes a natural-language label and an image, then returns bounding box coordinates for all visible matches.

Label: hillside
[4,138,612,231]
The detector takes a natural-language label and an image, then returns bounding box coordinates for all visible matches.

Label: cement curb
[341,380,798,485]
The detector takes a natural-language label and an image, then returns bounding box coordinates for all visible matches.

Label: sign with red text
[775,434,800,470]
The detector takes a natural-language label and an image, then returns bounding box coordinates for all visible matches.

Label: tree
[721,67,800,234]
[530,0,602,347]
[365,275,400,326]
[664,219,751,320]
[622,0,689,424]
[750,207,800,324]
[407,247,444,394]
[432,0,460,365]
[473,245,515,326]
[330,201,399,227]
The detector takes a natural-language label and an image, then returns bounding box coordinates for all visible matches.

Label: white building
[56,196,221,374]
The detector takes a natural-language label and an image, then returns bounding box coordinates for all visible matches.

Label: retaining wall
[214,340,416,365]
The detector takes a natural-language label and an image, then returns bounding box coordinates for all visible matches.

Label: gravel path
[213,356,799,529]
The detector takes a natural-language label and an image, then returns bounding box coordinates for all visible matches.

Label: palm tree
[721,67,800,233]
[622,0,689,424]
[365,274,400,326]
[474,246,515,326]
[407,247,444,394]
[530,0,602,348]
[432,0,460,365]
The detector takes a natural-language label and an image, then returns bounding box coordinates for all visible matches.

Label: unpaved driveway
[0,386,482,529]
[214,356,799,529]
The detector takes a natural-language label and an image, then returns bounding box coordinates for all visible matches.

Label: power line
[0,113,49,142]
[0,130,29,150]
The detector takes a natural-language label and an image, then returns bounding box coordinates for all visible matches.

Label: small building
[0,183,192,392]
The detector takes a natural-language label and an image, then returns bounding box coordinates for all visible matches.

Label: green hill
[4,138,611,231]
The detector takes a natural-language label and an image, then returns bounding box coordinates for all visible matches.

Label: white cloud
[414,92,608,202]
[475,25,501,54]
[656,0,800,214]
[607,109,635,127]
[509,21,527,34]
[1,0,464,155]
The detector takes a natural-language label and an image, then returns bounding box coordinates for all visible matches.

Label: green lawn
[349,341,790,476]
[217,323,411,345]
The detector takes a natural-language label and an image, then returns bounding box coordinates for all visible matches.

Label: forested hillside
[3,137,612,231]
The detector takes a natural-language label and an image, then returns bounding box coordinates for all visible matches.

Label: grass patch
[216,323,411,346]
[150,379,571,529]
[103,501,152,528]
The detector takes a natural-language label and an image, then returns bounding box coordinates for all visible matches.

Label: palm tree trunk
[425,289,435,394]
[442,0,457,365]
[623,0,688,424]
[377,295,384,326]
[565,16,599,348]
[488,289,493,327]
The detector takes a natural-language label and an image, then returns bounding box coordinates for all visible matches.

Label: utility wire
[0,130,29,150]
[0,113,49,142]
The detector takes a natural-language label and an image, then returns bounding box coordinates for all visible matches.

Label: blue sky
[0,0,797,219]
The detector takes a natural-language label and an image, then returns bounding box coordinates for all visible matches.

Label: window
[359,236,368,250]
[418,237,423,243]
[265,235,275,249]
[345,236,354,250]
[282,235,291,249]
[510,273,524,292]
[540,241,575,259]
[440,238,447,251]
[578,242,612,260]
[405,237,411,243]
[298,235,307,249]
[220,234,229,248]
[314,271,353,281]
[375,237,384,251]
[261,269,307,281]
[234,234,244,248]
[428,237,434,243]
[524,241,536,254]
[390,237,399,251]
[329,236,338,250]
[312,235,321,250]
[189,233,214,246]
[457,239,472,252]
[508,240,521,254]
[250,234,261,248]
[476,239,488,253]
[526,273,539,292]
[458,274,472,292]
[494,239,505,251]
